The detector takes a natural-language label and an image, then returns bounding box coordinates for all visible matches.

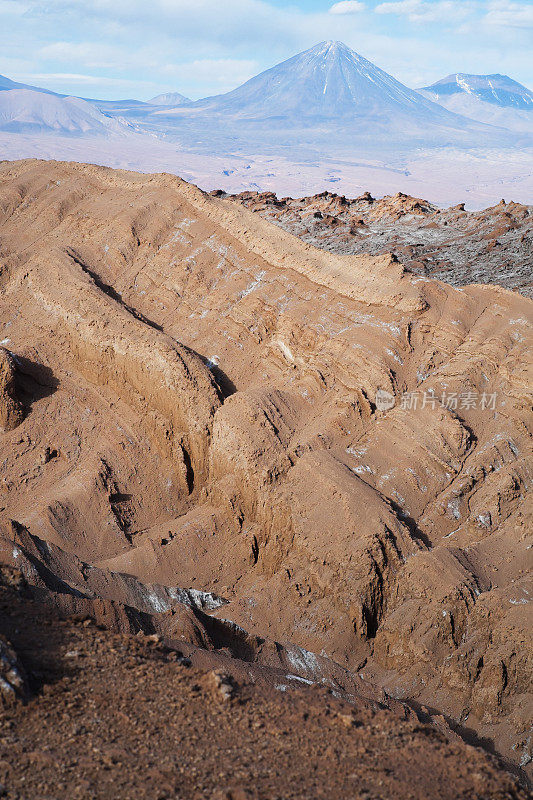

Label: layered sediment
[0,159,531,786]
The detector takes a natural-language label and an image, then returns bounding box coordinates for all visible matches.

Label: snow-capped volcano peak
[313,40,347,56]
[194,41,455,125]
[422,73,533,111]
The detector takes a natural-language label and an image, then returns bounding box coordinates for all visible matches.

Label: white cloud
[375,0,417,15]
[39,41,138,70]
[14,72,159,91]
[329,1,365,14]
[375,0,474,24]
[25,0,300,49]
[1,0,532,100]
[0,0,29,14]
[484,1,533,28]
[165,59,259,90]
[29,46,258,97]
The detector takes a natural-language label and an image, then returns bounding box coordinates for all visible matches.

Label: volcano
[190,41,467,130]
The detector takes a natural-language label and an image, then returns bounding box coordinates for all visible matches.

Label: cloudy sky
[1,0,532,100]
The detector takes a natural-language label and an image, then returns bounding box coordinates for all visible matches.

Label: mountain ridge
[0,87,133,136]
[419,72,533,133]
[0,158,531,786]
[422,72,533,110]
[185,41,465,127]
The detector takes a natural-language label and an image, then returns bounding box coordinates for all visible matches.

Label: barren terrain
[0,159,531,795]
[222,189,533,297]
[1,567,527,800]
[1,132,532,209]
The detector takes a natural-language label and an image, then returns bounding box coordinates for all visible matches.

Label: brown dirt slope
[0,570,528,800]
[0,159,531,784]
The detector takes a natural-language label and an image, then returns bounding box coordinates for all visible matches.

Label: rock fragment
[0,636,28,706]
[0,348,24,432]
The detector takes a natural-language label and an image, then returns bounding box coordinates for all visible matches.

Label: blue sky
[1,0,532,100]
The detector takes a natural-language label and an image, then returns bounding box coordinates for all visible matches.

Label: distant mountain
[419,73,533,133]
[0,73,59,96]
[183,41,475,135]
[0,52,512,147]
[0,73,152,119]
[0,74,23,91]
[0,89,132,136]
[0,48,529,195]
[421,73,533,110]
[149,91,191,106]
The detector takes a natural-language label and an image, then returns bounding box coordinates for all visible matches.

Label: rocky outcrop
[0,634,28,706]
[0,527,406,708]
[224,188,533,297]
[0,348,23,432]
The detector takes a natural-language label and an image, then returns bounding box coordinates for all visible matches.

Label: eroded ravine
[0,159,531,781]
